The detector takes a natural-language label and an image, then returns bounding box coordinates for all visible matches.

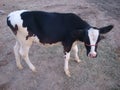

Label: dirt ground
[0,0,120,90]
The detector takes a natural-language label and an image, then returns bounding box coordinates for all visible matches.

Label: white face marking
[88,28,99,55]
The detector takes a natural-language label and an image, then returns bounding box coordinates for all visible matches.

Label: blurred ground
[0,0,120,90]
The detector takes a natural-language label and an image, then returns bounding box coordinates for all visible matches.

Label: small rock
[0,10,6,15]
[0,60,8,67]
[3,4,5,6]
[7,52,12,55]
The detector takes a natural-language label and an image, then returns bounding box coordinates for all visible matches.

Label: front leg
[62,40,73,77]
[64,52,71,77]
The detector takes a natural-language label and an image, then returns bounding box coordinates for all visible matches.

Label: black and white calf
[7,10,113,76]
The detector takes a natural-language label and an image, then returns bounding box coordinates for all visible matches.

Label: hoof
[65,69,71,77]
[75,58,81,63]
[31,67,37,73]
[17,65,23,70]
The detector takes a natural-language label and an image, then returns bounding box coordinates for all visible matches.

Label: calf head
[84,25,113,58]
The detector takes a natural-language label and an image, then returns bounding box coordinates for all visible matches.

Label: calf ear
[99,25,114,34]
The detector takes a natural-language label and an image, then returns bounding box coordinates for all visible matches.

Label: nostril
[88,52,97,58]
[88,53,93,57]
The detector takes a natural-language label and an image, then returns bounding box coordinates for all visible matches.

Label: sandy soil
[0,0,120,90]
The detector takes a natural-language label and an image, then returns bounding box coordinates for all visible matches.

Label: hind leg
[19,41,36,72]
[14,41,23,69]
[72,44,81,63]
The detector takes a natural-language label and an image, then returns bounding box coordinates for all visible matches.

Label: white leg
[14,41,23,69]
[72,44,81,63]
[64,52,71,77]
[19,43,36,72]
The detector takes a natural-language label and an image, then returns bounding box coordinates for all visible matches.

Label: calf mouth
[88,53,97,58]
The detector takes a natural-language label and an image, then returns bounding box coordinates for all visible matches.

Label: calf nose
[88,52,97,58]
